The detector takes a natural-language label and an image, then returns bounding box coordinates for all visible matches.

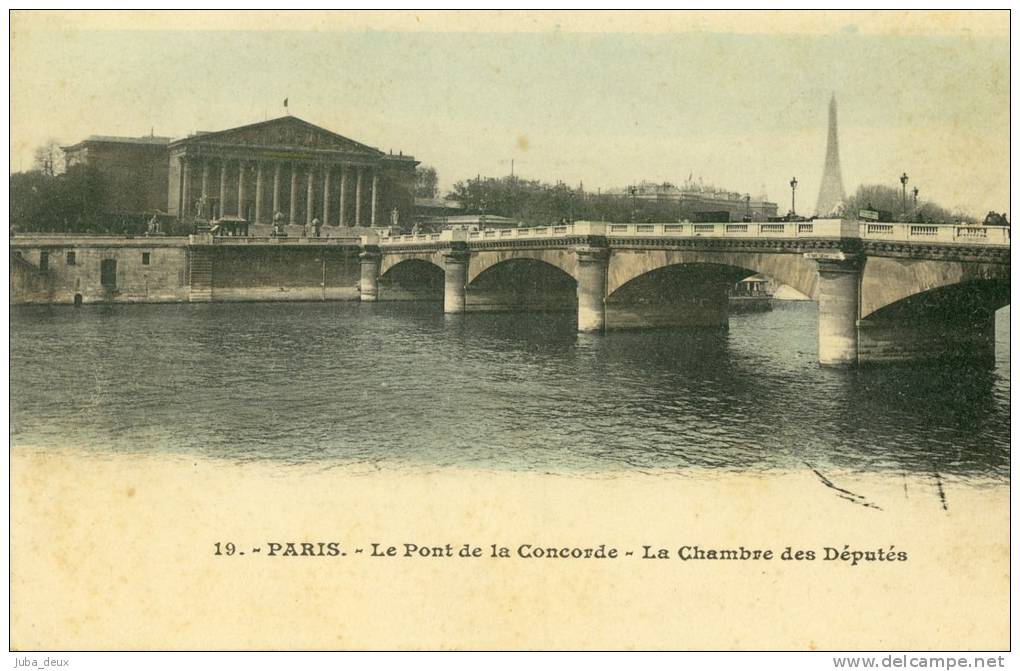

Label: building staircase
[187,248,213,302]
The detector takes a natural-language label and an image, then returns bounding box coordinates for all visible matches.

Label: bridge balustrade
[195,236,361,246]
[858,222,1010,245]
[372,219,1010,247]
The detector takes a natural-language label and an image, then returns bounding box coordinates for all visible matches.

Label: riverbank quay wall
[186,235,362,303]
[9,234,364,305]
[10,236,189,304]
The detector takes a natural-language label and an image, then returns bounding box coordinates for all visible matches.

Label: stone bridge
[361,219,1010,367]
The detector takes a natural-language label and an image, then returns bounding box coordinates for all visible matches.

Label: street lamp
[789,177,798,217]
[900,172,909,212]
[629,185,637,223]
[912,186,919,218]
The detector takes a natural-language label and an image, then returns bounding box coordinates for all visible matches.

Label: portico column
[218,159,228,221]
[574,242,610,333]
[306,167,315,227]
[181,158,191,221]
[322,166,331,226]
[371,171,379,226]
[255,162,264,224]
[272,162,281,218]
[808,252,864,366]
[338,165,348,226]
[289,163,298,225]
[358,246,381,302]
[200,160,210,217]
[355,167,364,226]
[443,243,470,314]
[237,160,246,218]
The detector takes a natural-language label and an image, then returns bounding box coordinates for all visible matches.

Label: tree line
[444,175,709,226]
[839,184,978,224]
[441,173,991,227]
[10,164,110,234]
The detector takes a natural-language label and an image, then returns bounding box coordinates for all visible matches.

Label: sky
[10,11,1010,216]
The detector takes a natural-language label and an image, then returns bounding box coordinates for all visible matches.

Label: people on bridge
[984,211,1009,227]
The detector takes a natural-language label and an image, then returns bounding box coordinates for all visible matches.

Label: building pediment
[175,116,383,156]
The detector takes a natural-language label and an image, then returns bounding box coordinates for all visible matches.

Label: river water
[9,301,1010,482]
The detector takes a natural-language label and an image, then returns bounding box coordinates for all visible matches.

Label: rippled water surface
[10,301,1010,481]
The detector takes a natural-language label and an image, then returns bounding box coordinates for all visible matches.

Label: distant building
[61,134,172,220]
[61,116,419,233]
[611,178,779,222]
[414,197,464,230]
[167,116,417,230]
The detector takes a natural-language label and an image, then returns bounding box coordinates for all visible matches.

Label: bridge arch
[607,249,819,301]
[860,256,1010,319]
[466,248,577,286]
[378,257,445,301]
[856,278,1009,366]
[863,279,1010,323]
[379,252,444,278]
[465,255,577,314]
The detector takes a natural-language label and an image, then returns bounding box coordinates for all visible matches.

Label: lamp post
[629,185,637,223]
[789,177,798,217]
[900,172,909,213]
[745,193,751,221]
[912,186,919,215]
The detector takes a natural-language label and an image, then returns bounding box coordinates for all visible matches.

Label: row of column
[358,245,866,367]
[181,157,379,227]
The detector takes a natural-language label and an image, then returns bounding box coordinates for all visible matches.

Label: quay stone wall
[208,246,361,302]
[10,237,189,305]
[9,237,364,305]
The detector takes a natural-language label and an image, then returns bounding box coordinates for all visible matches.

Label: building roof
[168,115,412,162]
[437,215,520,226]
[61,135,172,152]
[414,197,463,209]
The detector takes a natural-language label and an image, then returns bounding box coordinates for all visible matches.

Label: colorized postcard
[8,10,1010,652]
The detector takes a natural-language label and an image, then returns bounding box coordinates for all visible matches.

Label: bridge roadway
[360,219,1010,367]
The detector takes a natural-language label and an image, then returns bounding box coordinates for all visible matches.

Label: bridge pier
[358,247,381,302]
[857,312,996,367]
[810,253,864,367]
[575,243,610,333]
[443,244,470,314]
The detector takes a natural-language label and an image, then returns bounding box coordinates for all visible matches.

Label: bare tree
[32,139,64,176]
[841,184,966,223]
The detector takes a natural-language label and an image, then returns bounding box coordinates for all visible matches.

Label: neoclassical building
[167,116,418,229]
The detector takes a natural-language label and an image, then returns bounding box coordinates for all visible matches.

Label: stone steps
[188,249,213,303]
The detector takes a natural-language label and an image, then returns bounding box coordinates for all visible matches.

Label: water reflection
[9,301,1010,481]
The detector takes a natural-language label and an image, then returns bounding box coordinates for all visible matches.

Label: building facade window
[39,251,49,271]
[142,252,151,265]
[66,251,76,265]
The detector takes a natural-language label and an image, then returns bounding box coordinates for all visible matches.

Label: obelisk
[815,94,846,217]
